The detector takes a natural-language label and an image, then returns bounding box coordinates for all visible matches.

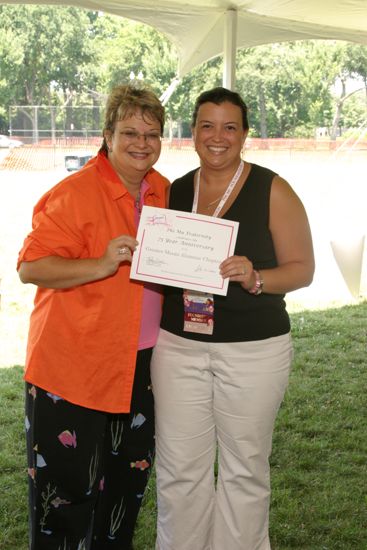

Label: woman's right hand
[18,234,139,289]
[97,235,138,278]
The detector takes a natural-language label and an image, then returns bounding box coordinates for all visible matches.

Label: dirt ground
[0,146,366,367]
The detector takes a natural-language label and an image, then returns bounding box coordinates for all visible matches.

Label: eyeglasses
[119,130,162,144]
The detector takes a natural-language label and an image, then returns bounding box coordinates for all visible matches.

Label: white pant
[151,329,293,550]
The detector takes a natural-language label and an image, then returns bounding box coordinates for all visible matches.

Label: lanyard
[192,160,244,217]
[185,161,244,336]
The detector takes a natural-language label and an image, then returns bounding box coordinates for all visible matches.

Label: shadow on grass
[1,302,366,549]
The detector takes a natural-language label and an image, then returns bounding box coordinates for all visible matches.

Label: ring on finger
[118,246,129,255]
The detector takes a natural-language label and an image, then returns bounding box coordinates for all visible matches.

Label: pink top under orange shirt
[136,180,162,350]
[17,151,169,413]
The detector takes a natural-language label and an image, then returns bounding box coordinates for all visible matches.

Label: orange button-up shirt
[18,152,169,413]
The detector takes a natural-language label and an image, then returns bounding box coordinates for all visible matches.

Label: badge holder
[183,289,214,335]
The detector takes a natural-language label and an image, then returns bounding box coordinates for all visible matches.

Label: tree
[0,5,99,139]
[328,42,367,139]
[1,6,366,140]
[94,13,222,138]
[236,42,336,138]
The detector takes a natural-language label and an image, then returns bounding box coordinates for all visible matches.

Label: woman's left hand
[220,255,255,291]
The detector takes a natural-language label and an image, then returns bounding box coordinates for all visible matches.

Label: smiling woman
[16,84,169,549]
[105,116,162,189]
[151,86,315,550]
[192,101,247,174]
[101,86,164,193]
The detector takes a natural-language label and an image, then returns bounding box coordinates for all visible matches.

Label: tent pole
[223,9,237,90]
[160,77,180,106]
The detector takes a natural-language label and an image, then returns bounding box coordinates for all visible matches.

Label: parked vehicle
[0,134,24,148]
[64,152,93,171]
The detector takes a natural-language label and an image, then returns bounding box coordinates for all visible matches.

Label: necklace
[205,196,222,209]
[193,160,244,217]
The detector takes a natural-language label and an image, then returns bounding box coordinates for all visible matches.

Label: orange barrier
[166,137,367,151]
[0,145,99,171]
[1,138,366,171]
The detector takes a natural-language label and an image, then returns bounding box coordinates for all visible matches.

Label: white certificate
[130,206,239,296]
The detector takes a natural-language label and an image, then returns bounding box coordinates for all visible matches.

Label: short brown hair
[101,84,165,153]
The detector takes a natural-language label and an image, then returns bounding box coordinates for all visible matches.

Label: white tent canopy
[2,0,367,88]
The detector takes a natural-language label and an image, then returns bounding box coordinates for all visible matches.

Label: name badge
[183,290,214,335]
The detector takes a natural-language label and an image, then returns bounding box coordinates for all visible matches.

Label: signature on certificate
[146,214,170,226]
[146,257,167,267]
[195,265,217,274]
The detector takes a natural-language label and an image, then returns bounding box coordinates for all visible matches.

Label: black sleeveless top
[160,163,290,342]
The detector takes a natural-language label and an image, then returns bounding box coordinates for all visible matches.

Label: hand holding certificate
[130,206,239,295]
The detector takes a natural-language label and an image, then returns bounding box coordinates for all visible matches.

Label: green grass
[269,303,367,549]
[0,365,28,550]
[1,302,366,549]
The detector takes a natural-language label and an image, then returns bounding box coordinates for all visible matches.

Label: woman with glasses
[18,84,169,550]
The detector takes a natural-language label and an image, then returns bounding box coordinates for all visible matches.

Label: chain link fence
[9,105,103,144]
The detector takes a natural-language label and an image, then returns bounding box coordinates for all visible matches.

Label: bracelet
[248,270,264,295]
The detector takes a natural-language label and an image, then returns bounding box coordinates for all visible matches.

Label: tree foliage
[0,5,366,138]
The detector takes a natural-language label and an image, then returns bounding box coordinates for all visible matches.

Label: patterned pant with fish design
[25,348,154,550]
